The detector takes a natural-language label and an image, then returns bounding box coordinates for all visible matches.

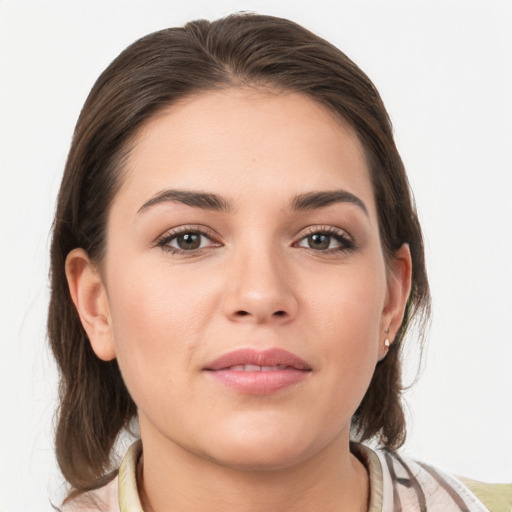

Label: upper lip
[204,348,312,371]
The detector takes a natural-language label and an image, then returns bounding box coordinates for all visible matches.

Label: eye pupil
[308,234,330,250]
[177,233,201,250]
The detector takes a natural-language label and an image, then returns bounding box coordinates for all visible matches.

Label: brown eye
[300,233,342,251]
[307,234,331,250]
[158,229,219,253]
[175,233,201,250]
[296,229,354,252]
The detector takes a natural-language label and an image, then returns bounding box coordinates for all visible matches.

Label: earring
[384,338,391,348]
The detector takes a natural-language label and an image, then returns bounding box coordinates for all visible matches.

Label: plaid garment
[63,440,505,512]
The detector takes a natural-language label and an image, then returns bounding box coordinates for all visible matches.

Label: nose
[222,246,299,324]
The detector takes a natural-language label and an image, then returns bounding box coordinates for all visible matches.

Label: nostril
[273,310,286,317]
[236,310,250,316]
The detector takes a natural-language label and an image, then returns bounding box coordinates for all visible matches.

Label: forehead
[116,88,376,217]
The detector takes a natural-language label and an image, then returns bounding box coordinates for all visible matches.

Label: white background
[1,1,511,510]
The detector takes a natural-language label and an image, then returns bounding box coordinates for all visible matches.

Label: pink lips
[204,348,312,395]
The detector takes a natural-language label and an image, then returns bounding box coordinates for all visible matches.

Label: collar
[117,440,384,512]
[118,440,144,511]
[351,443,385,512]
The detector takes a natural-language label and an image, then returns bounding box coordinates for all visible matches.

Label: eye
[156,226,220,254]
[296,227,354,252]
[170,232,205,250]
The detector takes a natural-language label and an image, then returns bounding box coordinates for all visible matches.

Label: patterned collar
[116,440,384,512]
[118,440,144,511]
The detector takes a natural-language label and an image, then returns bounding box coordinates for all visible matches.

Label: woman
[48,12,496,511]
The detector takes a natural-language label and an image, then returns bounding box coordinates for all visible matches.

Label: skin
[66,89,412,511]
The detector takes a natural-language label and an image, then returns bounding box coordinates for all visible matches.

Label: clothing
[62,440,501,511]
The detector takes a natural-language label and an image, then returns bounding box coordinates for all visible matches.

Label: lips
[204,348,311,394]
[204,348,311,371]
[222,364,289,371]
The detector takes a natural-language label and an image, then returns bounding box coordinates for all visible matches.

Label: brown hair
[49,12,430,498]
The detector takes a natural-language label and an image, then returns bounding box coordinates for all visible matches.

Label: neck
[137,427,368,512]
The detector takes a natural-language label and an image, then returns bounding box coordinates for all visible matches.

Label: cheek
[107,255,216,337]
[305,257,387,342]
[305,259,386,390]
[104,259,218,404]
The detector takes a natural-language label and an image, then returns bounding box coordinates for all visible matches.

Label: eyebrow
[290,190,368,216]
[137,189,232,214]
[137,188,368,216]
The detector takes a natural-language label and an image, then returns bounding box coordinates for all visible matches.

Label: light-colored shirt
[62,440,503,511]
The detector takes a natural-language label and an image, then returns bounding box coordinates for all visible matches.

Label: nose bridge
[222,236,298,323]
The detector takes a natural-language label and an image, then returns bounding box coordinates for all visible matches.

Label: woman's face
[78,89,409,470]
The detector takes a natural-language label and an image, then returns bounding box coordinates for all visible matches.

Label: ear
[65,248,116,361]
[379,243,413,360]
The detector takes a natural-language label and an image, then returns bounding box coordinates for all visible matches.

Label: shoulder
[60,476,119,512]
[356,443,507,512]
[58,441,142,512]
[458,477,512,512]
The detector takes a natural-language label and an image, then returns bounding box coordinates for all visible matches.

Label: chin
[197,428,321,472]
[208,445,309,472]
[179,407,349,473]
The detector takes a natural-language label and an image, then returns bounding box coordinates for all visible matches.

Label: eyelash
[155,225,355,256]
[155,225,220,255]
[294,225,355,254]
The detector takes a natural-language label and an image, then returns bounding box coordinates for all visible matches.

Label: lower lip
[205,369,310,395]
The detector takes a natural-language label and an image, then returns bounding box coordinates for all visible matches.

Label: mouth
[203,348,312,394]
[220,364,291,371]
[204,348,312,371]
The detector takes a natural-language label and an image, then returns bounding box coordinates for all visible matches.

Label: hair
[48,12,430,499]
